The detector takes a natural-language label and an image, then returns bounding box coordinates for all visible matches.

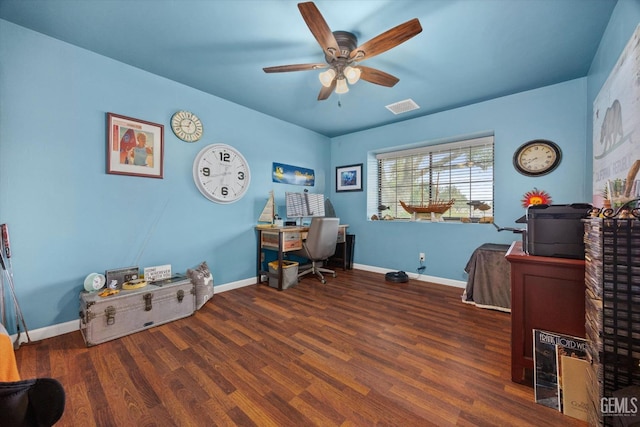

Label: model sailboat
[257,191,276,227]
[399,173,454,216]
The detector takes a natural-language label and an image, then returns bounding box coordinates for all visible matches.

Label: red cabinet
[505,241,586,384]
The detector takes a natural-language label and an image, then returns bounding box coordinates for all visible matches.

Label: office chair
[292,217,340,284]
[0,378,65,426]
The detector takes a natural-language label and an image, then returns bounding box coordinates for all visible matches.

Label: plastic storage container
[268,260,298,290]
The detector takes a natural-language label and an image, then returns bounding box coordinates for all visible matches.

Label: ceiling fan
[263,2,422,100]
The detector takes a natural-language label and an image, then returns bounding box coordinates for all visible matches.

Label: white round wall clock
[171,110,203,142]
[192,143,251,203]
[84,273,106,292]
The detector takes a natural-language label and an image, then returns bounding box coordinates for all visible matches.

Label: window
[375,136,494,221]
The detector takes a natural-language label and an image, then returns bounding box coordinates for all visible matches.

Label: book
[533,329,560,410]
[560,356,589,421]
[532,329,586,411]
[556,335,587,413]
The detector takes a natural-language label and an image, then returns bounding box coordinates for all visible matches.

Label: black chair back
[0,378,65,426]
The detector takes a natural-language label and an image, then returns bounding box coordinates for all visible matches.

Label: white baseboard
[11,319,79,347]
[10,266,464,343]
[213,277,257,294]
[351,263,466,288]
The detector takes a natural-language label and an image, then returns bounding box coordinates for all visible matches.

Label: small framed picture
[336,163,363,192]
[107,113,164,179]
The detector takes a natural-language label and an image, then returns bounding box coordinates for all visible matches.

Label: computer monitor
[285,192,325,224]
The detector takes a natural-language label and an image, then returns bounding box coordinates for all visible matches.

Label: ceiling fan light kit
[263,1,422,101]
[344,66,361,85]
[335,78,349,94]
[319,68,336,87]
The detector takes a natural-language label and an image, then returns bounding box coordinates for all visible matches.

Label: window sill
[369,217,494,224]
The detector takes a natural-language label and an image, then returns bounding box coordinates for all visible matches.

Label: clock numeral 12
[219,152,230,162]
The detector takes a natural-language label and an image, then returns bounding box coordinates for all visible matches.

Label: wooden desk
[256,225,348,290]
[505,241,585,384]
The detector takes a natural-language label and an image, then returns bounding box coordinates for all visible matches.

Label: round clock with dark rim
[513,139,562,177]
[171,110,203,142]
[192,143,251,203]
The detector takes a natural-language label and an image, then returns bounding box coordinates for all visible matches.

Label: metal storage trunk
[79,275,195,346]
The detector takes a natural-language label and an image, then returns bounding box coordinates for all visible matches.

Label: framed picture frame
[107,113,164,179]
[336,163,363,192]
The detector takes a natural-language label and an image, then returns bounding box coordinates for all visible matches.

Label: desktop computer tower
[328,234,355,270]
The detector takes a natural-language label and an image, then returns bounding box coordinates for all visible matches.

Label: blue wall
[328,0,640,286]
[0,20,329,331]
[329,78,589,281]
[1,0,637,334]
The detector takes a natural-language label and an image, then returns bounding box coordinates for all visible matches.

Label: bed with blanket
[461,243,511,312]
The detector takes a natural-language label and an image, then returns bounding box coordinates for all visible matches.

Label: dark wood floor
[15,269,586,426]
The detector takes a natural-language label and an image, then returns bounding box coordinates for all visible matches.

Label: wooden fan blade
[318,79,336,101]
[358,66,399,87]
[349,18,422,61]
[263,63,327,73]
[298,2,340,58]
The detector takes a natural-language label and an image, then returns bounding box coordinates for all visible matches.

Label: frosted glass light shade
[318,68,336,87]
[344,66,361,85]
[335,78,349,94]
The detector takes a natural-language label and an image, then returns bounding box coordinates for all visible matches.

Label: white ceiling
[0,0,617,137]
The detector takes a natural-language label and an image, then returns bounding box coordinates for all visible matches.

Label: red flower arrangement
[521,188,552,208]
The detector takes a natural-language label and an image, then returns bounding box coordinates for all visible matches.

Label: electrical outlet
[419,252,425,262]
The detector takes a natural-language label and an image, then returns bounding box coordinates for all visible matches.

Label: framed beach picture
[107,113,164,179]
[336,163,363,192]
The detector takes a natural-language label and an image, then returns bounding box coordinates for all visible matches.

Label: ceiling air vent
[385,99,420,115]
